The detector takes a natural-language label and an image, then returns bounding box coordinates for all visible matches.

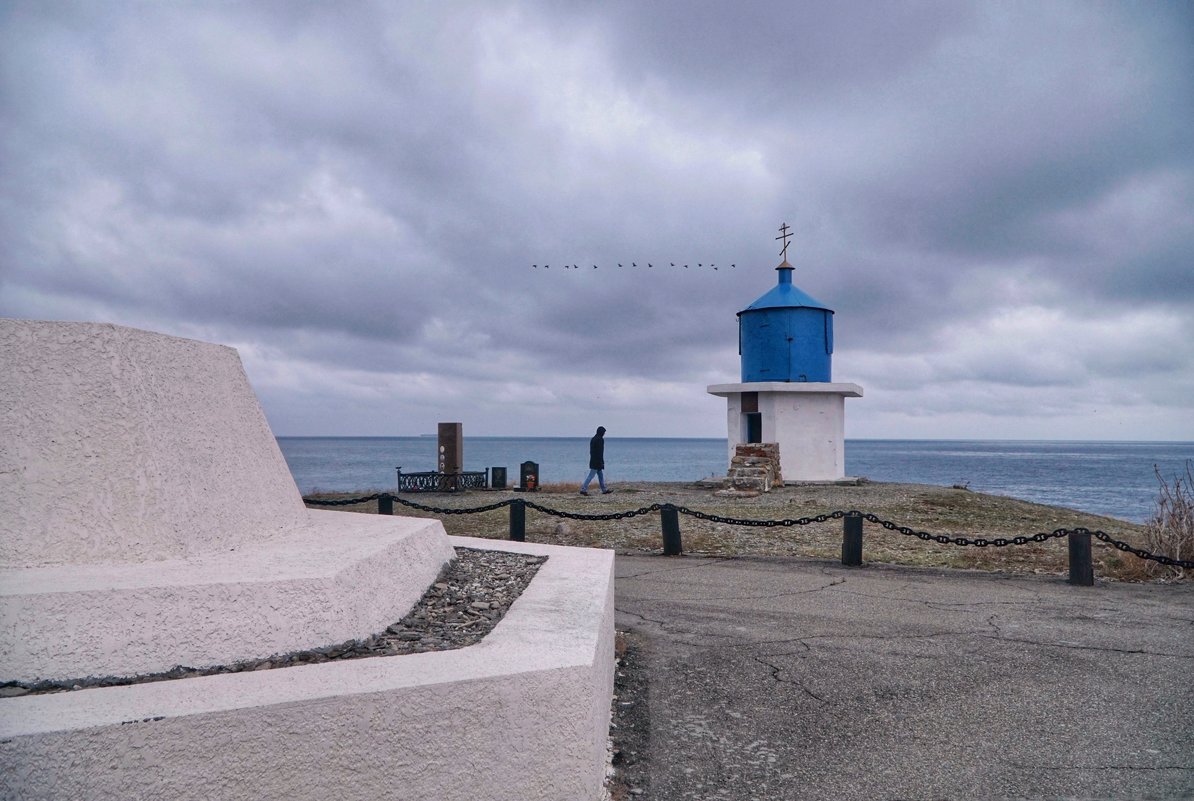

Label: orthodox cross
[776,222,793,261]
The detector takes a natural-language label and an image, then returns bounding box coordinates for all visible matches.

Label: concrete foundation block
[1,511,454,683]
[730,476,771,492]
[0,537,615,801]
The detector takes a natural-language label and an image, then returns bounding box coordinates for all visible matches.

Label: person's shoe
[579,490,589,496]
[601,489,613,494]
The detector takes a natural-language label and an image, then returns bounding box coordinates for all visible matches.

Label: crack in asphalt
[977,633,1194,659]
[1002,761,1194,772]
[616,575,846,604]
[758,631,963,650]
[751,654,826,703]
[615,607,744,649]
[616,557,736,580]
[828,586,1053,612]
[984,613,1192,658]
[621,601,1190,660]
[615,607,677,628]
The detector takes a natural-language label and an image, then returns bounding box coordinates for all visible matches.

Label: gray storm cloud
[1,0,1190,439]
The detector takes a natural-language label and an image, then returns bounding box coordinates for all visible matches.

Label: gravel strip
[0,547,545,698]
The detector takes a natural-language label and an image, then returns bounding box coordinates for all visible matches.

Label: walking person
[580,426,612,495]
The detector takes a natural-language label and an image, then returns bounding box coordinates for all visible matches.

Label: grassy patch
[305,481,1161,581]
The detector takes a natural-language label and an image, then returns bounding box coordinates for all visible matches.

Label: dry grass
[536,481,582,493]
[306,480,1159,581]
[1137,461,1193,581]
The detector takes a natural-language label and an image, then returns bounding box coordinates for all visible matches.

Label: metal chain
[675,506,846,528]
[388,494,513,515]
[301,493,512,514]
[862,512,1069,547]
[522,500,661,521]
[1090,529,1194,568]
[303,494,383,506]
[300,494,1190,566]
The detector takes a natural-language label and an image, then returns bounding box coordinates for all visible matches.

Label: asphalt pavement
[612,555,1194,801]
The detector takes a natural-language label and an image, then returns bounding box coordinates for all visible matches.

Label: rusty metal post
[1068,531,1094,586]
[661,504,682,556]
[509,499,526,542]
[378,494,393,516]
[842,512,863,566]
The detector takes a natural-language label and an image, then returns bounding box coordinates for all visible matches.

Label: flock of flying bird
[533,226,788,272]
[532,262,736,270]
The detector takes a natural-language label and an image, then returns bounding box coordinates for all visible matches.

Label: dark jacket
[589,430,605,470]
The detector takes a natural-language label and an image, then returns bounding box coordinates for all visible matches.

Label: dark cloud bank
[1,1,1191,440]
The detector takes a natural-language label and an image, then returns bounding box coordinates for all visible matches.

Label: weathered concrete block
[0,539,616,801]
[730,475,771,492]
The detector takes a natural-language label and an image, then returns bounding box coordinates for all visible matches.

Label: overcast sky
[2,1,1191,440]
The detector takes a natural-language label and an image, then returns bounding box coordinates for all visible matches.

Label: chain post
[661,504,682,556]
[378,494,393,516]
[842,511,863,566]
[509,499,526,542]
[1067,531,1094,586]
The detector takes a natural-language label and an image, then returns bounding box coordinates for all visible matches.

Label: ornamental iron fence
[395,468,488,493]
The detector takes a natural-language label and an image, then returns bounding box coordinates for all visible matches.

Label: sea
[277,437,1193,524]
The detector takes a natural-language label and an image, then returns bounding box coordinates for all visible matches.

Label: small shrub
[1141,460,1194,580]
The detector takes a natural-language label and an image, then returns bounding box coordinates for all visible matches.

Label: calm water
[277,437,1193,524]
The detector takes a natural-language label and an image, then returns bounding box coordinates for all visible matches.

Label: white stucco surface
[708,382,863,481]
[0,319,455,683]
[1,510,453,682]
[0,320,308,566]
[0,319,614,798]
[0,538,616,801]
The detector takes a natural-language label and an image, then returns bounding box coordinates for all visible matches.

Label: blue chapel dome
[737,260,834,383]
[741,263,831,313]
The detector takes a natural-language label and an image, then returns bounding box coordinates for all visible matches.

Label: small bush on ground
[1142,460,1193,580]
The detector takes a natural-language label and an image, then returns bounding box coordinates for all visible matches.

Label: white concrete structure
[707,382,863,482]
[0,320,455,682]
[2,511,449,681]
[0,538,616,801]
[0,319,614,800]
[1,321,308,566]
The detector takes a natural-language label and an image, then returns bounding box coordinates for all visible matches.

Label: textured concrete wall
[1,511,454,682]
[709,382,863,481]
[762,391,846,481]
[0,318,454,682]
[0,538,616,801]
[0,320,307,566]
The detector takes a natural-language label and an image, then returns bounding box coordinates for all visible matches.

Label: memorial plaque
[520,461,539,491]
[438,422,462,474]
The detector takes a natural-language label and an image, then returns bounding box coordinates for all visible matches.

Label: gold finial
[776,222,793,262]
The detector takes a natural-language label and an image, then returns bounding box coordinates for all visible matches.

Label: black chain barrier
[1091,529,1194,569]
[303,492,512,514]
[387,494,513,515]
[523,499,662,522]
[675,506,846,528]
[860,512,1069,548]
[299,493,1193,568]
[303,493,385,507]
